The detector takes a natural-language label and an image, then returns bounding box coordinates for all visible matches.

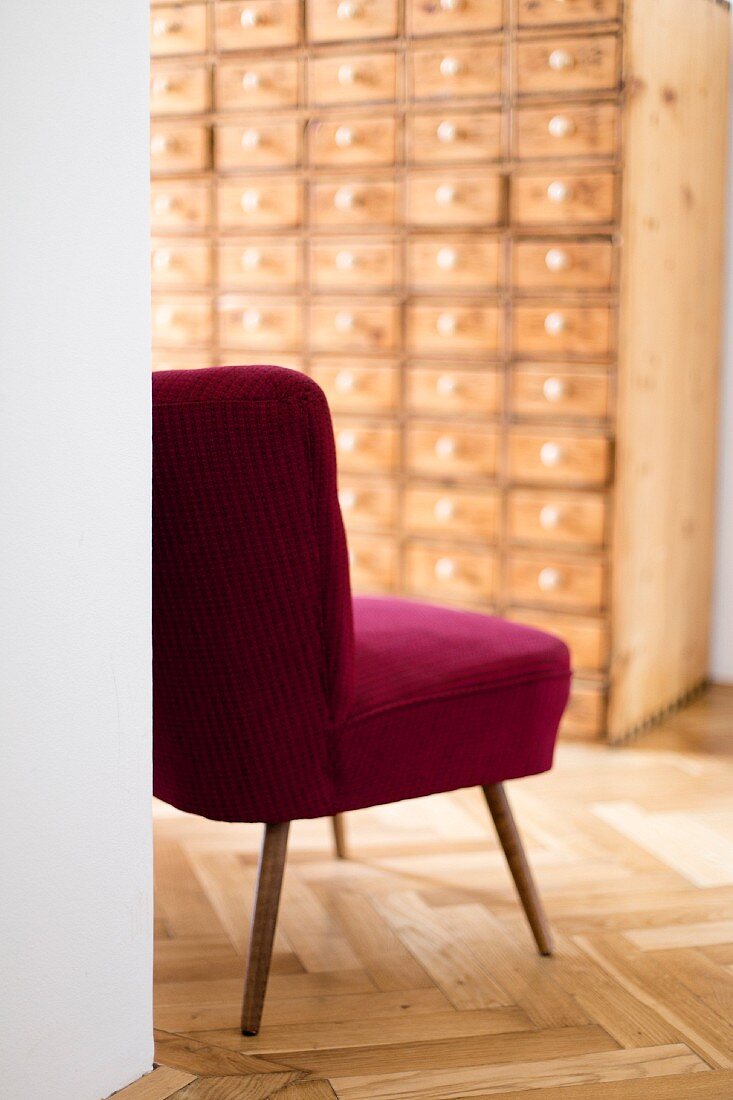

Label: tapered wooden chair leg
[482,783,554,956]
[331,813,347,859]
[240,821,290,1035]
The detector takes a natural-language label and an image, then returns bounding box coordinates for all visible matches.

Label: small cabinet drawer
[507,552,605,611]
[312,179,397,227]
[408,236,500,290]
[312,359,399,414]
[507,489,606,547]
[407,422,498,479]
[412,43,503,100]
[151,180,211,230]
[152,293,212,346]
[310,52,397,105]
[151,65,210,115]
[309,117,397,168]
[408,301,501,354]
[150,123,210,174]
[217,296,302,350]
[517,0,620,26]
[310,239,398,291]
[217,178,302,228]
[308,0,398,43]
[151,240,212,288]
[508,608,608,673]
[409,0,502,36]
[348,535,398,593]
[215,120,301,170]
[517,36,619,95]
[217,239,301,290]
[512,367,610,419]
[152,349,213,373]
[407,174,504,227]
[338,478,397,531]
[512,173,615,226]
[215,0,300,50]
[310,300,400,352]
[150,5,208,56]
[215,59,300,110]
[407,366,500,417]
[409,111,502,165]
[509,432,611,486]
[512,239,613,291]
[512,305,613,356]
[406,542,497,603]
[515,103,618,160]
[334,421,398,474]
[404,485,500,541]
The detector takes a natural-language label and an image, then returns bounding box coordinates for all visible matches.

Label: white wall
[0,4,152,1098]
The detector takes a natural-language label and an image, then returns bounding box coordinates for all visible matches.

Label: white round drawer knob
[435,184,456,206]
[335,310,355,332]
[153,193,172,214]
[540,441,563,467]
[543,376,566,402]
[153,18,180,36]
[440,56,462,77]
[151,76,172,95]
[335,369,356,392]
[539,505,561,530]
[548,48,574,71]
[241,128,261,149]
[544,311,566,336]
[436,246,457,271]
[335,125,356,148]
[241,188,261,212]
[339,488,357,510]
[334,186,356,210]
[434,497,455,521]
[152,249,171,270]
[538,567,562,592]
[337,430,358,452]
[547,180,570,204]
[240,8,261,28]
[150,134,170,154]
[436,373,457,396]
[436,312,456,337]
[242,70,261,90]
[435,557,457,580]
[155,305,175,326]
[435,435,456,459]
[335,249,356,271]
[436,120,458,143]
[241,247,262,270]
[548,114,575,139]
[338,63,357,85]
[242,308,262,330]
[337,0,360,18]
[440,0,463,10]
[545,247,570,272]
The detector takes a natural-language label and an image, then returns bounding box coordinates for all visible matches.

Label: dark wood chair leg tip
[241,1028,259,1036]
[331,814,347,860]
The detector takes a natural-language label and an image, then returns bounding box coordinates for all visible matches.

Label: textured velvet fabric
[153,366,571,823]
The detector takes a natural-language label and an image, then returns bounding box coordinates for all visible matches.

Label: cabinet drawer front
[407,175,504,227]
[338,478,397,531]
[152,294,213,346]
[412,43,503,100]
[310,240,398,291]
[406,542,496,602]
[508,489,606,547]
[512,173,615,226]
[517,36,619,95]
[308,0,398,43]
[507,553,605,611]
[309,117,397,167]
[516,103,618,160]
[334,421,398,474]
[215,0,300,50]
[151,180,211,230]
[508,608,608,673]
[215,59,300,110]
[310,52,397,105]
[217,239,301,290]
[217,179,302,228]
[312,179,397,227]
[151,65,210,115]
[509,432,610,486]
[409,111,502,165]
[408,366,500,417]
[517,0,620,26]
[151,124,210,174]
[407,423,498,479]
[512,239,613,291]
[562,683,605,738]
[218,296,302,350]
[312,359,399,414]
[310,301,399,352]
[215,120,301,170]
[408,302,501,354]
[408,236,500,291]
[512,367,610,419]
[513,305,612,356]
[409,0,503,36]
[405,485,500,540]
[151,240,212,288]
[152,349,213,372]
[349,535,398,593]
[151,5,208,56]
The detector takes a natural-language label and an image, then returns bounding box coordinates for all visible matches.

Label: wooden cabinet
[150,0,730,742]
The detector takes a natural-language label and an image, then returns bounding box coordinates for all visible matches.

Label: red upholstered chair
[153,365,571,1035]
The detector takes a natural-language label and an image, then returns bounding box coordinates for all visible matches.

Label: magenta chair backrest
[153,366,354,823]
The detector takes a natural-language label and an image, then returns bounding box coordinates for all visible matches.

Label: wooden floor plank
[111,1065,196,1100]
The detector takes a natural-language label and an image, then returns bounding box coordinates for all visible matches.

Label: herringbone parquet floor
[120,687,733,1099]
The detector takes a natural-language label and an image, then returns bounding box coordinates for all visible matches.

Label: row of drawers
[152,3,620,56]
[152,37,620,112]
[151,171,617,228]
[151,104,619,172]
[152,295,615,356]
[151,236,614,291]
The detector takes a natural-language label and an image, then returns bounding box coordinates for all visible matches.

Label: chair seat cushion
[334,597,571,813]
